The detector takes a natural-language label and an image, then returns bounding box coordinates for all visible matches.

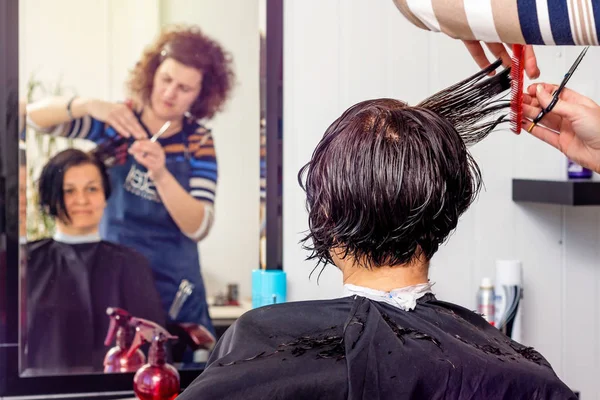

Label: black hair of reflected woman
[298,59,510,275]
[38,149,111,223]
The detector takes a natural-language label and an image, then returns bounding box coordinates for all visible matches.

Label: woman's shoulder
[26,237,55,253]
[233,298,355,333]
[186,121,217,167]
[186,120,213,142]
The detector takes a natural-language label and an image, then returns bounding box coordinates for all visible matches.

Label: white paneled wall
[283,1,600,397]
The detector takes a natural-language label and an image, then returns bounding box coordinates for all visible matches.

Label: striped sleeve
[188,125,218,204]
[26,115,113,144]
[393,0,600,46]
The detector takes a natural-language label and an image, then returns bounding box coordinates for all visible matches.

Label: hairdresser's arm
[463,42,540,79]
[523,83,600,173]
[391,0,600,76]
[392,0,600,46]
[26,97,146,139]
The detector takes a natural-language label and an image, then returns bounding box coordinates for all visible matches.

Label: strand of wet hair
[417,59,511,146]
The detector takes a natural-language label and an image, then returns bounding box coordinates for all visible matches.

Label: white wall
[19,0,260,300]
[160,0,260,301]
[283,1,600,398]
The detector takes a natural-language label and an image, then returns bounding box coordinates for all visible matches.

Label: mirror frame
[0,0,283,397]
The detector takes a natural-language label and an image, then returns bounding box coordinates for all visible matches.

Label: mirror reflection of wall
[19,0,261,376]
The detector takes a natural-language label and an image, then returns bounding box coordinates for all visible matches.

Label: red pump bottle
[127,318,180,400]
[103,307,145,373]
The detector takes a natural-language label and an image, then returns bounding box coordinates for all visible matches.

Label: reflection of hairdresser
[392,0,600,174]
[26,149,164,371]
[26,25,235,348]
[178,68,575,399]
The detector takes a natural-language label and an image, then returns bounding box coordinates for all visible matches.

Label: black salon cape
[178,295,575,400]
[25,239,165,372]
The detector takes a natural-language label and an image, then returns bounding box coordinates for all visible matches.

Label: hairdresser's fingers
[485,42,512,67]
[118,109,147,140]
[528,83,599,108]
[130,151,151,169]
[527,83,557,97]
[523,119,561,150]
[130,140,164,156]
[463,40,495,75]
[534,85,580,119]
[129,147,161,164]
[107,112,138,139]
[523,45,540,79]
[523,103,562,131]
[124,115,146,140]
[114,114,139,138]
[106,118,132,139]
[522,93,541,108]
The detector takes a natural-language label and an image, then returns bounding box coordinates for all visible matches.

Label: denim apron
[99,119,214,337]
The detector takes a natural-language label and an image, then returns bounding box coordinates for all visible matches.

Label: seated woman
[178,62,576,399]
[25,149,165,372]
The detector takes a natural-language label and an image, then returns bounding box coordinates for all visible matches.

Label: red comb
[510,44,525,133]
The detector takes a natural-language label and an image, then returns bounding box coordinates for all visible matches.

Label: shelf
[512,179,600,206]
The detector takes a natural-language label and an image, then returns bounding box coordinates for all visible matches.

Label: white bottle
[494,260,523,343]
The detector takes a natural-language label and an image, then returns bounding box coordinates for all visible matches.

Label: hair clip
[527,46,589,133]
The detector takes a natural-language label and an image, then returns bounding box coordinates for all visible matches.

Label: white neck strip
[53,229,101,244]
[343,282,435,311]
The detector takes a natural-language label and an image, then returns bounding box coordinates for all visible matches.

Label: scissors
[526,46,589,133]
[141,120,171,157]
[150,120,171,142]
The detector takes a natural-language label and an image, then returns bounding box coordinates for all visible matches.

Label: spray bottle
[476,278,495,326]
[103,307,145,373]
[128,317,180,400]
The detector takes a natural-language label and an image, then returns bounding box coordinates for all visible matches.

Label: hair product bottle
[476,277,495,326]
[567,159,593,179]
[103,307,145,373]
[128,318,180,400]
[494,260,523,343]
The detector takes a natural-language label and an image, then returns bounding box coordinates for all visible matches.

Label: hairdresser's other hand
[86,99,147,140]
[128,139,168,180]
[463,41,540,79]
[523,83,600,173]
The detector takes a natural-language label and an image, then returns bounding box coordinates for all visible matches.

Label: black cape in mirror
[24,239,165,374]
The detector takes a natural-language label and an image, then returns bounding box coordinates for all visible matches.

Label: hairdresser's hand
[523,83,600,173]
[463,41,540,79]
[86,99,147,140]
[128,140,168,180]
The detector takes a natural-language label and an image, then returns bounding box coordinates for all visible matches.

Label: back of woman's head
[299,98,482,269]
[39,149,111,222]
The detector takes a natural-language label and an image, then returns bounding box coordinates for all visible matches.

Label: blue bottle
[567,159,592,179]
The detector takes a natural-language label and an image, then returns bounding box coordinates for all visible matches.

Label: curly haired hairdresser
[26,25,236,351]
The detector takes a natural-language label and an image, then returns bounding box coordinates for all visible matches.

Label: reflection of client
[26,25,235,347]
[178,79,576,397]
[26,149,164,371]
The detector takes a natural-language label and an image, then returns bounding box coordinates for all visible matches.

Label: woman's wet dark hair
[299,99,483,270]
[298,61,511,272]
[38,149,111,223]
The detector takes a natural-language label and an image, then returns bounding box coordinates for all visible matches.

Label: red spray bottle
[128,317,180,400]
[103,307,145,373]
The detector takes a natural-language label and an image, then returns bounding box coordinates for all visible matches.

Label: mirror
[18,0,267,377]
